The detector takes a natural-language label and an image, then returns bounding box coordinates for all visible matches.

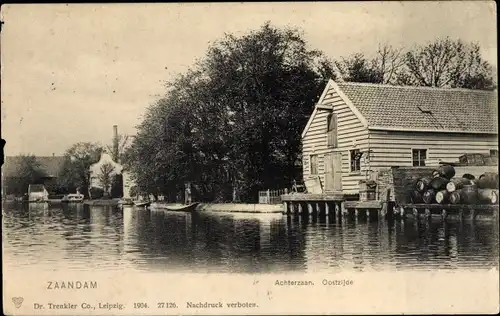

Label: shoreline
[196,203,283,213]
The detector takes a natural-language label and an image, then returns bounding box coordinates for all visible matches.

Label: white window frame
[411,148,428,167]
[349,149,362,173]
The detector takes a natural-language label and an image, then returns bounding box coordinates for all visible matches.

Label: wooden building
[301,80,498,195]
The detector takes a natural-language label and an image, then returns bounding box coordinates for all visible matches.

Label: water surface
[2,203,499,273]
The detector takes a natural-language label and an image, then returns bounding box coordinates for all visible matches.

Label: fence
[258,188,289,204]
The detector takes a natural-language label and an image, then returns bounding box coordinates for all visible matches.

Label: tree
[336,53,384,83]
[127,22,334,202]
[97,162,115,197]
[372,44,405,84]
[58,142,104,197]
[403,37,495,89]
[4,155,47,195]
[105,133,131,163]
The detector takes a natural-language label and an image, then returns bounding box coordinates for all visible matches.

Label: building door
[324,152,342,192]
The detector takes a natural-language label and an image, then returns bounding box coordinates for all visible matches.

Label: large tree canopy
[125,23,335,202]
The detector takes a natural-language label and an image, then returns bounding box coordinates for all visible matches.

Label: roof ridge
[336,80,497,94]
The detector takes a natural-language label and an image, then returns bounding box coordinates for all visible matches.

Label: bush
[90,187,104,199]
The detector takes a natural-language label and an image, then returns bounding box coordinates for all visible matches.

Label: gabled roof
[337,81,498,134]
[302,79,498,137]
[3,156,67,178]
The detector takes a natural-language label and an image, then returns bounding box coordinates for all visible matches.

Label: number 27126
[158,302,177,308]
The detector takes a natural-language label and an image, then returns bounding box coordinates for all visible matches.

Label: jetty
[278,166,499,222]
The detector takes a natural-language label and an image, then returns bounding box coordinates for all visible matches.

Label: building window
[310,154,318,175]
[490,149,498,157]
[412,149,427,166]
[350,149,361,172]
[326,112,338,148]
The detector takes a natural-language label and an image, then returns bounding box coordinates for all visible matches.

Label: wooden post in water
[308,203,313,215]
[470,209,476,221]
[459,208,464,222]
[290,202,295,215]
[283,202,288,214]
[325,202,329,216]
[298,202,303,215]
[316,202,321,216]
[425,208,431,221]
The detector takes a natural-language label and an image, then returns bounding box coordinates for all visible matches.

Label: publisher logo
[12,297,24,309]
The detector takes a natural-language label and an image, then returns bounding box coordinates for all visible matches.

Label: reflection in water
[2,203,499,273]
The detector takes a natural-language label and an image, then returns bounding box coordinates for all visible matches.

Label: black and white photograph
[1,2,498,315]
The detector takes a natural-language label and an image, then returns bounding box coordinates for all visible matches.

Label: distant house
[3,155,66,179]
[301,80,498,195]
[2,155,66,195]
[89,152,123,189]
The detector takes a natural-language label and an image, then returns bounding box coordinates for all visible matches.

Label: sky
[1,2,497,156]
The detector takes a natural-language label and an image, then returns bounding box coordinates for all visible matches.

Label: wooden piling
[316,202,321,216]
[290,202,295,215]
[298,202,303,215]
[325,202,329,216]
[283,202,288,214]
[441,209,447,220]
[307,203,313,215]
[424,208,431,221]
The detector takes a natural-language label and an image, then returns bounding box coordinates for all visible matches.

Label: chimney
[113,125,119,162]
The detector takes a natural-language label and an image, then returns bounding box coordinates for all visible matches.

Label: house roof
[336,81,498,134]
[3,156,67,178]
[302,80,498,137]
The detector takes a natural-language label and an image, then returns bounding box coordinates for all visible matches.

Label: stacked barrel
[411,165,499,205]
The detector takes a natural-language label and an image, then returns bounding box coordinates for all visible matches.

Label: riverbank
[83,199,120,206]
[196,203,283,213]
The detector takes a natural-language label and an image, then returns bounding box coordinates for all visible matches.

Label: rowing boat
[150,202,199,212]
[134,201,151,208]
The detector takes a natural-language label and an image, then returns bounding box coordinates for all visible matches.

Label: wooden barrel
[422,189,436,204]
[446,177,471,192]
[478,189,498,204]
[449,191,462,204]
[438,165,455,179]
[477,172,499,189]
[430,176,449,191]
[462,173,476,181]
[435,190,450,204]
[410,190,423,204]
[461,184,478,204]
[415,177,433,193]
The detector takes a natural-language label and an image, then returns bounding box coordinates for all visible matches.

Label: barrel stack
[410,165,499,205]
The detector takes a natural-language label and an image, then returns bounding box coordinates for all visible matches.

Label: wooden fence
[258,189,289,204]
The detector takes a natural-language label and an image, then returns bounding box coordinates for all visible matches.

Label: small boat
[134,201,151,208]
[150,202,199,212]
[62,193,84,203]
